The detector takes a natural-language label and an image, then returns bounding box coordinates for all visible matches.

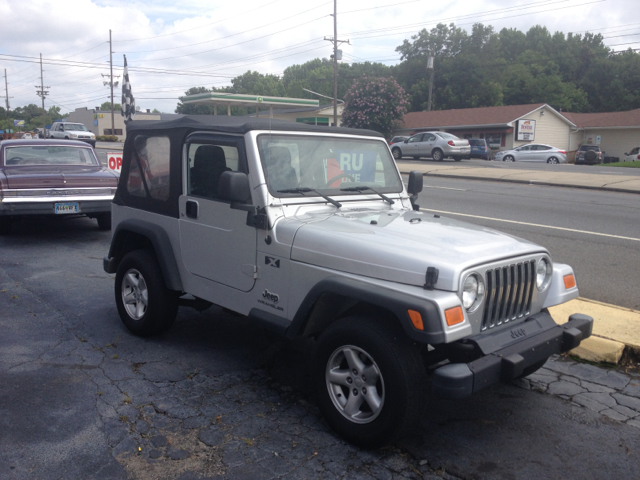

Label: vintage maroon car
[0,139,119,234]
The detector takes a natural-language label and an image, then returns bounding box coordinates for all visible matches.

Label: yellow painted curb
[549,298,640,363]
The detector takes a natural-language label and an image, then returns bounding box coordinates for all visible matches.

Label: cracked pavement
[1,217,639,480]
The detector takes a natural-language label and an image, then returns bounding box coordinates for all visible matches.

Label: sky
[0,0,638,116]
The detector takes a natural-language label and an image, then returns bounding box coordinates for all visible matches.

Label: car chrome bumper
[0,196,113,215]
[432,311,593,399]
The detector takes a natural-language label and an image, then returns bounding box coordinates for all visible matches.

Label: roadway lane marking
[419,208,640,242]
[424,186,466,191]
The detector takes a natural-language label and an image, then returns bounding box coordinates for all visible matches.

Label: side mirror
[403,139,408,143]
[407,170,423,211]
[218,171,251,203]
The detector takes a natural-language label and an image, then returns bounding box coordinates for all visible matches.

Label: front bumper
[432,311,593,399]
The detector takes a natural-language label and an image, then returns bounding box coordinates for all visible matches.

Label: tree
[100,101,121,111]
[341,76,409,138]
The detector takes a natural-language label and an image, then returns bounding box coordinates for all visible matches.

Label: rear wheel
[115,250,178,337]
[313,316,427,448]
[432,149,443,162]
[453,156,462,162]
[96,212,111,230]
[391,147,402,160]
[0,217,12,235]
[547,157,559,164]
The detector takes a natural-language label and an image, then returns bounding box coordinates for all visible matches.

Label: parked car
[389,136,408,146]
[391,131,470,161]
[468,138,491,160]
[0,139,118,234]
[49,121,96,147]
[575,145,603,165]
[494,144,567,164]
[103,115,592,448]
[623,147,640,162]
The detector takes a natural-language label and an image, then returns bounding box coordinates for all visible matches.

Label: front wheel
[313,316,427,448]
[503,155,515,162]
[391,147,402,160]
[115,250,178,337]
[432,149,443,162]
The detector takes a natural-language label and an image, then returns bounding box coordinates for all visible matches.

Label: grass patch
[607,161,640,168]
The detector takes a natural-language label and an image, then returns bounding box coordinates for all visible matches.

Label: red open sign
[107,152,123,172]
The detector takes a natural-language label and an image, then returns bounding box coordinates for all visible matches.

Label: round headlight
[536,258,552,291]
[462,274,485,311]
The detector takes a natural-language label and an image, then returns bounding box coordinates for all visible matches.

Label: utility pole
[426,54,435,112]
[324,0,349,127]
[35,54,50,137]
[102,31,119,135]
[2,69,12,134]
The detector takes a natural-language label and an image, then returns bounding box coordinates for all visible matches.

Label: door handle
[186,200,198,218]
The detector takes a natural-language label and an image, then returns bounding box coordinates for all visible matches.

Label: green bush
[96,135,119,142]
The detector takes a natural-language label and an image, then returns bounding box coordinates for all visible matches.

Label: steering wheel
[325,173,355,187]
[7,157,24,165]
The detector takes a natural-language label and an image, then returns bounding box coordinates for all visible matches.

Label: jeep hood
[288,209,544,291]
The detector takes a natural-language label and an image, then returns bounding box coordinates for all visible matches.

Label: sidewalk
[397,161,640,194]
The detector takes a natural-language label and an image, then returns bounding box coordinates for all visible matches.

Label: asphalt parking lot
[1,217,639,480]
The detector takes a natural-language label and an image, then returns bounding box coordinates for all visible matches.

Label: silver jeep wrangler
[104,115,593,447]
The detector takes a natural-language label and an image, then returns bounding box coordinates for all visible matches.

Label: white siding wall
[581,128,640,159]
[511,110,572,150]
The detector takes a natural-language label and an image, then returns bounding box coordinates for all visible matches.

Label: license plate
[461,148,468,152]
[55,202,79,214]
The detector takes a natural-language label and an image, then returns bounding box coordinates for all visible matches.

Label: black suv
[575,145,603,165]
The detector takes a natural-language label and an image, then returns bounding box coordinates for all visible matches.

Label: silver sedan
[494,144,567,164]
[391,131,470,161]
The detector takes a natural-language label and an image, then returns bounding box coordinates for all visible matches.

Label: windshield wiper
[277,187,342,208]
[340,186,395,205]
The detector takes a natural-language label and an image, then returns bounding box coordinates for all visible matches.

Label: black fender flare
[286,276,446,344]
[103,219,183,291]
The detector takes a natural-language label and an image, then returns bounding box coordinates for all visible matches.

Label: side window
[518,145,531,151]
[536,145,551,151]
[630,147,639,155]
[187,143,240,200]
[408,135,423,143]
[425,134,436,142]
[127,135,171,201]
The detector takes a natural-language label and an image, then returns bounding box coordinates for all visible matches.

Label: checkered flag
[121,55,136,123]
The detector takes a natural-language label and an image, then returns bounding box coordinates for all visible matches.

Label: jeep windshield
[257,134,403,198]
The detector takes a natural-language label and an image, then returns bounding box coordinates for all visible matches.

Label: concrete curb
[549,297,640,364]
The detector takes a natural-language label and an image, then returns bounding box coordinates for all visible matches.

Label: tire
[115,250,179,337]
[313,315,427,448]
[547,157,559,164]
[453,156,461,162]
[584,150,597,163]
[504,155,515,162]
[96,212,111,230]
[432,149,443,162]
[391,147,402,160]
[0,217,12,235]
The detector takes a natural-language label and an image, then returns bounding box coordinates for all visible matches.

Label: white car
[21,133,33,139]
[623,147,639,162]
[495,144,567,164]
[49,122,96,147]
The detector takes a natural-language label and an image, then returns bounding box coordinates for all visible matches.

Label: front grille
[481,260,536,331]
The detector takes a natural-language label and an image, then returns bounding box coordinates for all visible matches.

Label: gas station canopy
[180,92,319,117]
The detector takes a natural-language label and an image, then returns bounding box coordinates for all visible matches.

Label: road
[1,215,639,479]
[408,175,640,310]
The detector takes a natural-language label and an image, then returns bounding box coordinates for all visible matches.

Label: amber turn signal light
[445,306,464,326]
[563,274,576,289]
[408,310,424,330]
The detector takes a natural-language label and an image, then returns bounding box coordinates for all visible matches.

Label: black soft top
[126,114,384,138]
